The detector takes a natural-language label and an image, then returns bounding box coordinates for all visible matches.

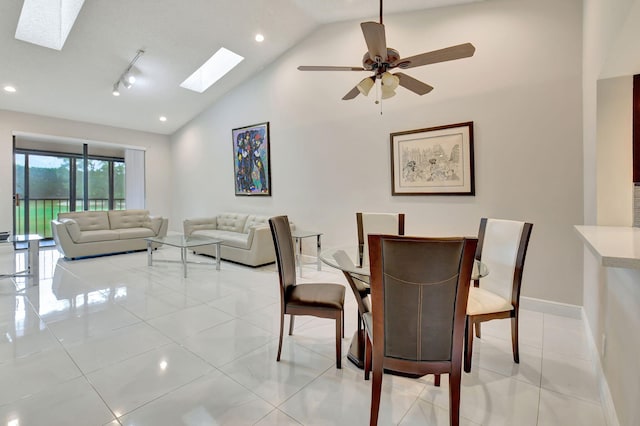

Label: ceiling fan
[297,0,476,102]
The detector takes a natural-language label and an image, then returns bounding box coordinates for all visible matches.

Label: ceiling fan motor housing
[362,48,400,73]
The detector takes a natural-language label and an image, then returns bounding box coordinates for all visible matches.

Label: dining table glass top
[319,246,488,280]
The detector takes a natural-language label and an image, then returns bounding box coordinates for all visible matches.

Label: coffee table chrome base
[146,240,221,278]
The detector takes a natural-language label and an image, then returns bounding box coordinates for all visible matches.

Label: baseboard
[581,309,620,426]
[520,296,582,318]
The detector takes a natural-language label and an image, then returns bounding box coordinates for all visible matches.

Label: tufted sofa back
[108,210,151,229]
[216,213,248,232]
[58,211,109,231]
[243,215,270,233]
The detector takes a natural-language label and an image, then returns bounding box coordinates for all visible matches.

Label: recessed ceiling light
[15,0,86,50]
[4,86,17,93]
[159,116,167,122]
[179,47,244,93]
[255,34,265,43]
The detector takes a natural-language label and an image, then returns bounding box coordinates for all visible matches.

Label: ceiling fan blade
[342,86,361,100]
[395,73,434,95]
[394,43,476,69]
[360,21,387,61]
[298,66,366,71]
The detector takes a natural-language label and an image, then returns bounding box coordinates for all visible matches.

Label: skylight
[180,47,244,93]
[15,0,85,50]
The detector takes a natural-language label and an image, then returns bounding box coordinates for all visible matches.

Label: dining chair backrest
[369,234,476,364]
[477,218,528,303]
[357,212,405,266]
[269,215,297,295]
[366,234,477,426]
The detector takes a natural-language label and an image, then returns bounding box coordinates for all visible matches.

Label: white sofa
[184,213,289,267]
[52,209,168,260]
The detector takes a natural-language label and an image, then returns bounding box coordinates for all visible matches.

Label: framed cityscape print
[390,122,475,195]
[232,122,271,196]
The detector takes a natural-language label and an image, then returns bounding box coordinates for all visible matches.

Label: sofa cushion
[108,209,151,229]
[192,229,251,249]
[243,215,270,233]
[73,229,120,243]
[117,227,156,240]
[59,211,110,232]
[216,213,248,233]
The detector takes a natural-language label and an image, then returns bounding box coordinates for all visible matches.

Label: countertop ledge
[575,225,640,269]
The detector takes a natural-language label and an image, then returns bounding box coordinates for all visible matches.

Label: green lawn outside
[14,198,124,238]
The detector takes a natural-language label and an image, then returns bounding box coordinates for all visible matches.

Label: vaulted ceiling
[0,0,482,135]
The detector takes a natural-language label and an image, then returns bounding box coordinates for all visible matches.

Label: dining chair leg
[277,312,285,362]
[464,316,473,373]
[289,315,295,335]
[342,310,345,338]
[434,374,441,387]
[511,313,520,363]
[370,364,383,426]
[475,321,481,338]
[335,313,342,369]
[449,368,462,426]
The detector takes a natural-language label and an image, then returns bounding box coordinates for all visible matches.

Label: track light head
[121,76,132,89]
[110,49,144,96]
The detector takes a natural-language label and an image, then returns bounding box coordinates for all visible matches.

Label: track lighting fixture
[112,49,144,96]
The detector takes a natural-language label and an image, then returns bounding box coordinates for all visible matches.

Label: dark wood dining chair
[464,218,533,373]
[268,215,345,368]
[364,234,477,426]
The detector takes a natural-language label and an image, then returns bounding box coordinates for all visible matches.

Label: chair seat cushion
[467,286,513,316]
[288,283,345,310]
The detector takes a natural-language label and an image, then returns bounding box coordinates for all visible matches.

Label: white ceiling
[0,0,482,135]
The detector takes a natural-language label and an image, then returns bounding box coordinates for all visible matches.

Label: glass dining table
[320,245,488,369]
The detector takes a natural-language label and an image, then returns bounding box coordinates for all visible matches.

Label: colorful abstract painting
[232,122,271,196]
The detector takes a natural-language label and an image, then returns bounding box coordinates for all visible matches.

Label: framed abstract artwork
[232,122,271,196]
[390,122,475,195]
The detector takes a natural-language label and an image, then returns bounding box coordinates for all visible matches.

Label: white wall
[596,76,633,226]
[0,109,173,229]
[583,1,640,424]
[171,0,584,304]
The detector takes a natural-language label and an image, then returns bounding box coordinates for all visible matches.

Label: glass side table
[1,234,43,286]
[291,229,323,277]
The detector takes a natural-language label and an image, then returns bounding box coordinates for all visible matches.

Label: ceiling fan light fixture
[381,87,396,99]
[381,71,399,90]
[357,77,375,96]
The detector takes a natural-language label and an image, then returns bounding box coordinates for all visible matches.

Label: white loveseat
[52,209,168,259]
[184,213,289,267]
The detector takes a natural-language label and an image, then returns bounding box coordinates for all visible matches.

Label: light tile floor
[0,245,606,425]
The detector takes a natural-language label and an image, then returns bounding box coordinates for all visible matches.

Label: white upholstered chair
[356,212,405,267]
[464,217,533,373]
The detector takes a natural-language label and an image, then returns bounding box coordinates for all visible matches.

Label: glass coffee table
[145,234,223,278]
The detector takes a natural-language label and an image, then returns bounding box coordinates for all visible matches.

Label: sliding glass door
[14,153,71,239]
[13,149,125,239]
